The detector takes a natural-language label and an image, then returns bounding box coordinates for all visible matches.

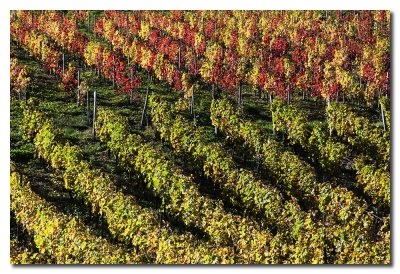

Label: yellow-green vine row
[10,168,142,264]
[95,108,275,263]
[209,97,389,263]
[21,100,235,264]
[149,95,327,264]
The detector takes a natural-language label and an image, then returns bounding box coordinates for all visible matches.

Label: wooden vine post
[381,102,386,131]
[93,14,96,33]
[77,70,80,106]
[112,55,115,88]
[141,87,150,128]
[62,53,65,77]
[178,41,181,70]
[87,12,90,33]
[379,94,386,131]
[126,14,130,35]
[191,87,196,124]
[327,95,333,136]
[92,91,97,138]
[212,84,217,135]
[272,111,276,135]
[188,52,197,124]
[87,90,91,126]
[129,68,134,103]
[238,82,243,108]
[380,72,390,131]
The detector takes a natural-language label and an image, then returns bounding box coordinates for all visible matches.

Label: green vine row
[268,98,389,209]
[326,102,390,167]
[270,98,349,172]
[211,98,317,202]
[149,95,328,264]
[95,108,275,263]
[325,101,390,208]
[208,97,388,263]
[354,157,390,208]
[10,167,142,264]
[10,239,52,264]
[21,100,235,264]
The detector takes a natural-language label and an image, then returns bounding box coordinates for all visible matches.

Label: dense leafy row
[208,97,388,263]
[95,15,184,91]
[11,18,59,73]
[10,239,51,264]
[10,17,77,94]
[270,97,349,172]
[95,109,275,263]
[326,102,390,208]
[15,10,390,106]
[269,98,389,208]
[105,11,390,104]
[21,100,234,264]
[354,157,390,208]
[10,57,30,99]
[149,95,327,264]
[12,45,230,263]
[14,11,140,95]
[10,167,140,264]
[211,98,318,202]
[326,102,390,166]
[379,97,390,131]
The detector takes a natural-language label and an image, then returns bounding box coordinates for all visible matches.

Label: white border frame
[1,1,397,273]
